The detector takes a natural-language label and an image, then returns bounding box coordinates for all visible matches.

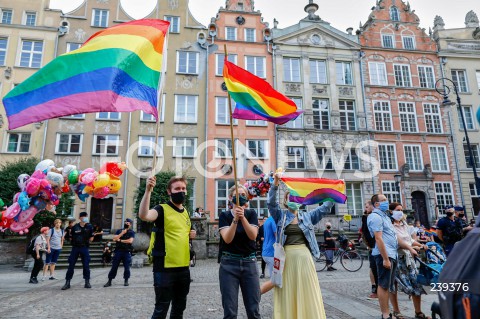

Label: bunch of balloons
[244,172,274,200]
[1,160,126,234]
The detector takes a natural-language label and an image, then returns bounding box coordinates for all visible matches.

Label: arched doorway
[411,191,429,227]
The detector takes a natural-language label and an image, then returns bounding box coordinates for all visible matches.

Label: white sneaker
[41,276,46,281]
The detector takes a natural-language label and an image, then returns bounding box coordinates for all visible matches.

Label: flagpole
[224,44,240,206]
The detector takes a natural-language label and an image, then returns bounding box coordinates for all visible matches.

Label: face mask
[458,214,465,218]
[124,223,129,229]
[392,210,404,221]
[81,217,89,223]
[326,226,331,230]
[378,201,389,212]
[231,195,249,207]
[446,212,453,217]
[171,191,186,205]
[287,201,301,211]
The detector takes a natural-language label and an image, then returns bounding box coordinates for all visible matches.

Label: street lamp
[394,174,402,203]
[435,78,480,214]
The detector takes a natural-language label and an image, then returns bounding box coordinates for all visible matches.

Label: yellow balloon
[84,185,94,195]
[108,179,122,193]
[93,173,110,188]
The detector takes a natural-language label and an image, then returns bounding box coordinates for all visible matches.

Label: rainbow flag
[223,60,303,125]
[281,177,347,205]
[2,19,169,129]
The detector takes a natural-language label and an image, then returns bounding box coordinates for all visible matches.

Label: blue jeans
[108,250,131,280]
[65,246,90,280]
[219,256,261,319]
[151,269,191,319]
[325,249,334,266]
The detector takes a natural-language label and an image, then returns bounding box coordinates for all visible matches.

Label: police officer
[62,212,94,290]
[104,218,135,287]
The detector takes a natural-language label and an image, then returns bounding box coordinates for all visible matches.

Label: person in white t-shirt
[29,227,49,284]
[42,219,65,280]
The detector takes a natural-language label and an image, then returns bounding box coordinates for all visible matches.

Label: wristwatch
[232,219,239,225]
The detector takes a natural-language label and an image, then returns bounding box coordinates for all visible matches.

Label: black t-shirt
[71,223,94,247]
[219,209,259,256]
[361,214,376,249]
[324,230,335,248]
[114,229,135,251]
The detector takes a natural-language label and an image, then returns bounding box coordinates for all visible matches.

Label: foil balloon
[93,186,110,199]
[18,206,39,223]
[46,172,64,187]
[25,178,41,197]
[31,170,46,180]
[17,174,30,191]
[9,220,34,234]
[3,202,21,219]
[18,192,30,211]
[62,165,77,178]
[35,159,55,173]
[68,170,79,184]
[93,173,110,188]
[108,179,122,193]
[32,197,47,211]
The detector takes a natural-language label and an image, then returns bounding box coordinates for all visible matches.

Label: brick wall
[0,239,26,265]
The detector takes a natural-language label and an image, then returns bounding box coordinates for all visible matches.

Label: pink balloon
[93,186,110,199]
[9,220,34,233]
[25,178,41,196]
[13,192,20,203]
[31,170,46,179]
[3,203,21,219]
[17,206,39,223]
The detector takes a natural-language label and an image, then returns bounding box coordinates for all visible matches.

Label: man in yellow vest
[139,176,196,319]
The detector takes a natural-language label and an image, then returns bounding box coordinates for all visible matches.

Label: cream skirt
[273,244,326,319]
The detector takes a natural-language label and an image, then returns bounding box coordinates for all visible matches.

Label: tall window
[382,34,394,48]
[56,133,82,154]
[97,112,120,120]
[215,139,233,158]
[336,62,353,85]
[24,12,36,26]
[177,51,198,74]
[418,66,435,88]
[225,27,237,41]
[245,28,256,42]
[188,178,196,212]
[423,104,442,133]
[140,94,164,122]
[369,62,388,85]
[309,60,327,84]
[285,97,303,129]
[93,135,119,155]
[66,42,81,52]
[346,183,363,215]
[249,196,268,218]
[173,137,197,157]
[283,57,301,82]
[435,183,454,210]
[382,181,401,203]
[378,144,397,171]
[476,71,480,93]
[344,149,360,170]
[390,7,400,21]
[1,9,12,24]
[0,38,7,65]
[429,146,449,172]
[6,133,31,153]
[399,102,418,132]
[215,97,237,125]
[464,144,480,169]
[469,183,479,197]
[138,136,163,157]
[287,147,305,169]
[339,100,356,131]
[312,99,329,130]
[216,180,235,217]
[19,40,43,68]
[247,140,268,159]
[245,56,265,78]
[394,64,412,87]
[457,106,475,130]
[316,147,333,170]
[374,101,392,131]
[174,95,197,123]
[404,145,423,171]
[165,16,180,33]
[451,70,469,93]
[216,54,237,76]
[402,36,415,50]
[92,9,108,27]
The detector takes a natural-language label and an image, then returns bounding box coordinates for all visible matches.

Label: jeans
[368,251,379,288]
[30,252,44,279]
[219,256,261,319]
[65,246,90,280]
[262,256,274,277]
[151,269,191,319]
[108,250,132,280]
[325,249,334,266]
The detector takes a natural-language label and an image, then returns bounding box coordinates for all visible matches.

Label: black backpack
[438,226,480,319]
[26,235,39,254]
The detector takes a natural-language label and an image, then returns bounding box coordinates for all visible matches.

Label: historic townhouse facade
[0,0,62,164]
[205,0,275,220]
[273,1,373,218]
[359,0,459,226]
[433,11,480,218]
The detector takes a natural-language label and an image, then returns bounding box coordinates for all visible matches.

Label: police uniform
[65,223,94,282]
[107,228,135,282]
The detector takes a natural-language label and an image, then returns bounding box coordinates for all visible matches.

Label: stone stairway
[54,242,107,269]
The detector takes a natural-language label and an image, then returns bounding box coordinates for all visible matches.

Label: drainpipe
[122,112,132,225]
[267,37,277,170]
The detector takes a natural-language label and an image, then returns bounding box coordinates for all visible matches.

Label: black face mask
[124,223,129,229]
[326,226,331,230]
[231,195,249,207]
[446,212,454,217]
[171,191,186,205]
[458,214,465,218]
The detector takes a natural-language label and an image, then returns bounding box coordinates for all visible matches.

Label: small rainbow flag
[223,60,303,125]
[281,177,347,205]
[2,19,169,129]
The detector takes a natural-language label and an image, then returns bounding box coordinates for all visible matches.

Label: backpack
[50,228,64,238]
[438,226,480,319]
[26,235,39,254]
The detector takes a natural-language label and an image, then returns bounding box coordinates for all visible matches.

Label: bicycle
[189,240,196,267]
[315,236,363,272]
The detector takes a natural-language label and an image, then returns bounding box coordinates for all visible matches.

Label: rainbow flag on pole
[281,177,347,205]
[2,19,169,130]
[223,60,303,125]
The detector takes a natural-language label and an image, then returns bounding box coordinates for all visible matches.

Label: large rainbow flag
[2,19,169,129]
[223,60,303,125]
[281,177,347,205]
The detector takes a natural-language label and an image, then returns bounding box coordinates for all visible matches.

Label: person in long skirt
[261,173,333,319]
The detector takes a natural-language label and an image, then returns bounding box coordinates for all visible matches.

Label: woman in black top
[218,184,260,319]
[323,222,336,271]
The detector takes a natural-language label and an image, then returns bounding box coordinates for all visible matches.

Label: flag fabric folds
[2,19,169,129]
[281,177,347,205]
[222,60,303,125]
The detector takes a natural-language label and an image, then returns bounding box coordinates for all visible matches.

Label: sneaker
[49,276,57,280]
[259,274,265,279]
[367,293,378,300]
[29,278,38,284]
[327,267,335,271]
[41,276,46,281]
[330,266,337,271]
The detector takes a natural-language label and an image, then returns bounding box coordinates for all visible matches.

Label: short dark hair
[167,177,187,191]
[389,202,402,211]
[371,194,382,206]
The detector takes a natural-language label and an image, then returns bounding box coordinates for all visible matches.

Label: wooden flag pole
[224,44,240,206]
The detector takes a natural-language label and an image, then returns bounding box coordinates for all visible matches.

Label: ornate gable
[275,26,359,49]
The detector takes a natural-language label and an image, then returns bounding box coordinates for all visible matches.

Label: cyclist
[323,222,336,271]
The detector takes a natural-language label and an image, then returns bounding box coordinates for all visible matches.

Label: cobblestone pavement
[0,260,438,319]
